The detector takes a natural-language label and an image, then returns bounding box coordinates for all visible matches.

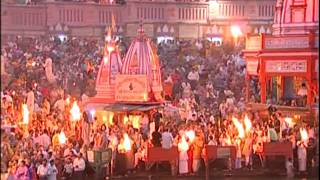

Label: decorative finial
[137,21,144,39]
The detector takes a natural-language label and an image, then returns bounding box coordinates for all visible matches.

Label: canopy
[103,103,163,112]
[85,102,162,112]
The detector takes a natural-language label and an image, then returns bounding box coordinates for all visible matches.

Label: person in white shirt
[187,69,199,90]
[161,128,173,149]
[47,160,58,180]
[39,130,51,150]
[37,159,49,180]
[53,96,65,112]
[43,57,56,84]
[297,83,307,96]
[27,87,35,115]
[73,153,86,180]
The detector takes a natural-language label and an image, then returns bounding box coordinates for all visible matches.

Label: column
[245,74,250,102]
[259,59,267,103]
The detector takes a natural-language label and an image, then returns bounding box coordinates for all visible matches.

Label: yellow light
[70,101,81,121]
[59,131,67,144]
[107,46,114,53]
[108,112,114,125]
[102,116,107,124]
[123,115,129,125]
[118,133,132,152]
[230,25,243,38]
[300,128,309,142]
[22,104,29,125]
[284,117,295,128]
[132,116,140,129]
[66,97,70,105]
[232,117,245,139]
[244,115,252,134]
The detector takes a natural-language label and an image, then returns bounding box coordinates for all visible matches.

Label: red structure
[243,0,318,106]
[85,27,122,106]
[119,25,163,103]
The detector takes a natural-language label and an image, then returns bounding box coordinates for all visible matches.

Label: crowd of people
[0,35,318,180]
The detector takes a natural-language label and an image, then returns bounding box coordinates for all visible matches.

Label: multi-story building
[1,0,276,41]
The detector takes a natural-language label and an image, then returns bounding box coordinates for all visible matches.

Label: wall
[1,0,276,38]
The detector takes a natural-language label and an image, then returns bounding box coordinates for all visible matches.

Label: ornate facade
[243,0,318,106]
[1,0,276,39]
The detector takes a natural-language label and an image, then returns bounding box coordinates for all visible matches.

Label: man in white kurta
[178,136,189,174]
[44,57,56,84]
[297,141,307,173]
[27,89,35,116]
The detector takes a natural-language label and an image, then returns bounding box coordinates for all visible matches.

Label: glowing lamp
[230,25,243,38]
[59,131,67,144]
[70,101,81,121]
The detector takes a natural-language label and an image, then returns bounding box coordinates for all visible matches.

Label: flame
[66,97,70,105]
[185,130,195,143]
[102,116,107,124]
[22,104,29,124]
[107,45,114,53]
[70,101,81,121]
[178,135,189,151]
[59,131,67,144]
[284,117,295,128]
[123,115,129,125]
[300,128,309,142]
[244,115,252,134]
[108,112,114,125]
[226,135,232,145]
[118,133,132,152]
[232,117,245,138]
[132,116,140,129]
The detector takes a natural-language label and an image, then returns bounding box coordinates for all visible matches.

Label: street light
[230,25,243,47]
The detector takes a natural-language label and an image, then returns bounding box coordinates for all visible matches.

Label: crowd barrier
[263,142,293,159]
[202,145,236,180]
[146,147,179,175]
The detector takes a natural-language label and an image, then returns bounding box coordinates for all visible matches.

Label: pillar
[307,80,313,106]
[259,59,267,103]
[306,57,313,106]
[245,74,250,102]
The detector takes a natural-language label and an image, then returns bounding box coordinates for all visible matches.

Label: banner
[115,75,148,102]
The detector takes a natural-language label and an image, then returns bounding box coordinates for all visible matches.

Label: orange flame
[300,128,309,142]
[232,117,245,138]
[22,104,29,124]
[185,130,195,143]
[66,97,70,105]
[70,101,81,121]
[284,117,295,128]
[244,115,252,134]
[132,116,140,129]
[118,133,132,152]
[123,115,129,125]
[59,131,67,144]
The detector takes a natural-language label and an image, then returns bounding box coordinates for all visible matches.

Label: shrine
[85,27,122,107]
[243,0,319,107]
